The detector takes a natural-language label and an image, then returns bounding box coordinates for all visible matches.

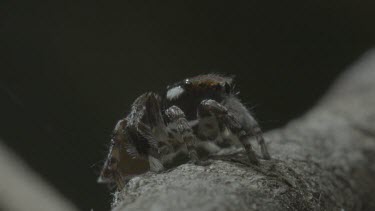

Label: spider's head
[166,74,234,101]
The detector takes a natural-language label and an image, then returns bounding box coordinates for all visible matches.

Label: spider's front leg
[164,106,200,164]
[198,99,261,165]
[127,92,167,173]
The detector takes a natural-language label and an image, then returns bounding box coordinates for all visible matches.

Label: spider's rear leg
[198,99,260,165]
[165,106,201,164]
[248,118,271,160]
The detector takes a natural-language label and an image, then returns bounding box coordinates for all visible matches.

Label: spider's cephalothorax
[165,74,271,164]
[165,74,234,120]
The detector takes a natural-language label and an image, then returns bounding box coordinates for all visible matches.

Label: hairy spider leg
[197,99,260,165]
[125,92,166,172]
[221,96,271,160]
[164,106,200,163]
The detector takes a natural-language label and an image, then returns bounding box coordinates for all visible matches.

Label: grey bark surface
[112,50,375,211]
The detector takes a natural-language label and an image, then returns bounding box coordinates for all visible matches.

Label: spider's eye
[184,79,192,86]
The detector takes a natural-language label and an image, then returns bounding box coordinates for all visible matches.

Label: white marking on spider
[166,86,184,100]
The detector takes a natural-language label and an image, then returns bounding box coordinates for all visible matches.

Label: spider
[98,74,271,189]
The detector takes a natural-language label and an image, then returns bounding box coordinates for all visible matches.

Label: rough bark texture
[112,51,375,211]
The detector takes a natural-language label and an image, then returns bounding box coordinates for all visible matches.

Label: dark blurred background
[1,1,374,210]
